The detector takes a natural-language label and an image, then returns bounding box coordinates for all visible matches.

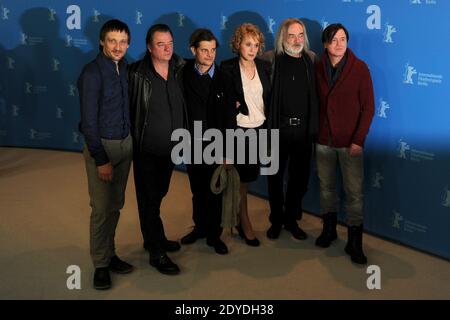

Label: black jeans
[267,127,312,227]
[187,163,223,242]
[133,150,174,257]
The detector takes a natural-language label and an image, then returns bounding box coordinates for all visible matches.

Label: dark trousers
[268,127,312,227]
[133,150,174,258]
[187,163,223,242]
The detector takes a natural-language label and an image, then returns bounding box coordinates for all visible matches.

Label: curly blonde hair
[230,23,265,56]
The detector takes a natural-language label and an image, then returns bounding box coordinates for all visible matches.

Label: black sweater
[182,59,235,135]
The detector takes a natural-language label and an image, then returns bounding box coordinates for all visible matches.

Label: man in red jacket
[314,23,374,264]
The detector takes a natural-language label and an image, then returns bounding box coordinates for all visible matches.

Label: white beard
[284,42,304,56]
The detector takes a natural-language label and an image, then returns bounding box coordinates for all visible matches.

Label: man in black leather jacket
[128,24,187,275]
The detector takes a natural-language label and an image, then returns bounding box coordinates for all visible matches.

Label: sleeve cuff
[92,150,110,166]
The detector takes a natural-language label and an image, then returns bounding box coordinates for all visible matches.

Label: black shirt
[279,53,309,120]
[142,62,184,156]
[184,67,213,133]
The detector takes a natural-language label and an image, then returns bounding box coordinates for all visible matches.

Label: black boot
[345,225,367,264]
[315,212,337,248]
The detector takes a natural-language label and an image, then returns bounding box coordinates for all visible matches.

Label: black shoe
[207,239,229,255]
[235,225,260,247]
[181,228,206,245]
[266,224,282,239]
[149,254,180,275]
[345,225,367,265]
[93,267,111,290]
[315,212,338,248]
[109,255,134,274]
[164,240,181,252]
[284,223,307,240]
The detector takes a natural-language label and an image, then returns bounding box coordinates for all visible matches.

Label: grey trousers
[83,134,132,268]
[315,143,364,226]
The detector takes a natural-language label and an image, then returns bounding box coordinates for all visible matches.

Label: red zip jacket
[315,48,374,148]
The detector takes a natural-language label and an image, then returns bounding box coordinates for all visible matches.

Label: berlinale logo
[20,32,28,45]
[372,172,384,189]
[25,82,33,94]
[53,58,60,71]
[29,129,38,140]
[93,9,100,22]
[7,57,15,69]
[403,63,417,85]
[12,105,20,117]
[136,11,143,25]
[383,23,396,43]
[268,17,276,34]
[2,5,10,20]
[177,12,185,27]
[220,14,228,30]
[56,107,64,119]
[397,139,410,159]
[72,131,80,143]
[321,18,330,30]
[68,84,77,96]
[377,98,390,118]
[48,8,56,21]
[65,34,74,47]
[392,210,404,229]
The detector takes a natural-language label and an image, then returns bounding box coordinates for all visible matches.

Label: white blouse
[237,65,266,128]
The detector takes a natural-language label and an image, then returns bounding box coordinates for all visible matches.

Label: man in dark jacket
[180,29,235,254]
[314,23,374,265]
[265,18,319,241]
[78,19,133,290]
[128,24,187,275]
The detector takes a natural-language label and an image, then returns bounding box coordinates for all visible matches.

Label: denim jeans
[315,143,364,226]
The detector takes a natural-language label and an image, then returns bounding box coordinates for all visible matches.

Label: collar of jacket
[134,52,186,80]
[96,51,128,72]
[184,58,223,82]
[223,56,269,95]
[320,48,356,91]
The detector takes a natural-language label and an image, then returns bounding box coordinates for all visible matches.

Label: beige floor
[0,147,449,300]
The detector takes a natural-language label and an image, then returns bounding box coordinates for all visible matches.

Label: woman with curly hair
[221,23,272,247]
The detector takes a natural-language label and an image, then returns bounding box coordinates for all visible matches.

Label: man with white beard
[264,18,319,241]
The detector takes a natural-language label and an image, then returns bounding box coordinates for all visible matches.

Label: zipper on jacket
[139,78,152,152]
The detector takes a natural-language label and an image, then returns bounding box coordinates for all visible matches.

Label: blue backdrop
[1,0,449,260]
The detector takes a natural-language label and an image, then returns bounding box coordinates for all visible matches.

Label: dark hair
[99,19,130,51]
[321,23,349,44]
[145,24,173,46]
[189,28,219,48]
